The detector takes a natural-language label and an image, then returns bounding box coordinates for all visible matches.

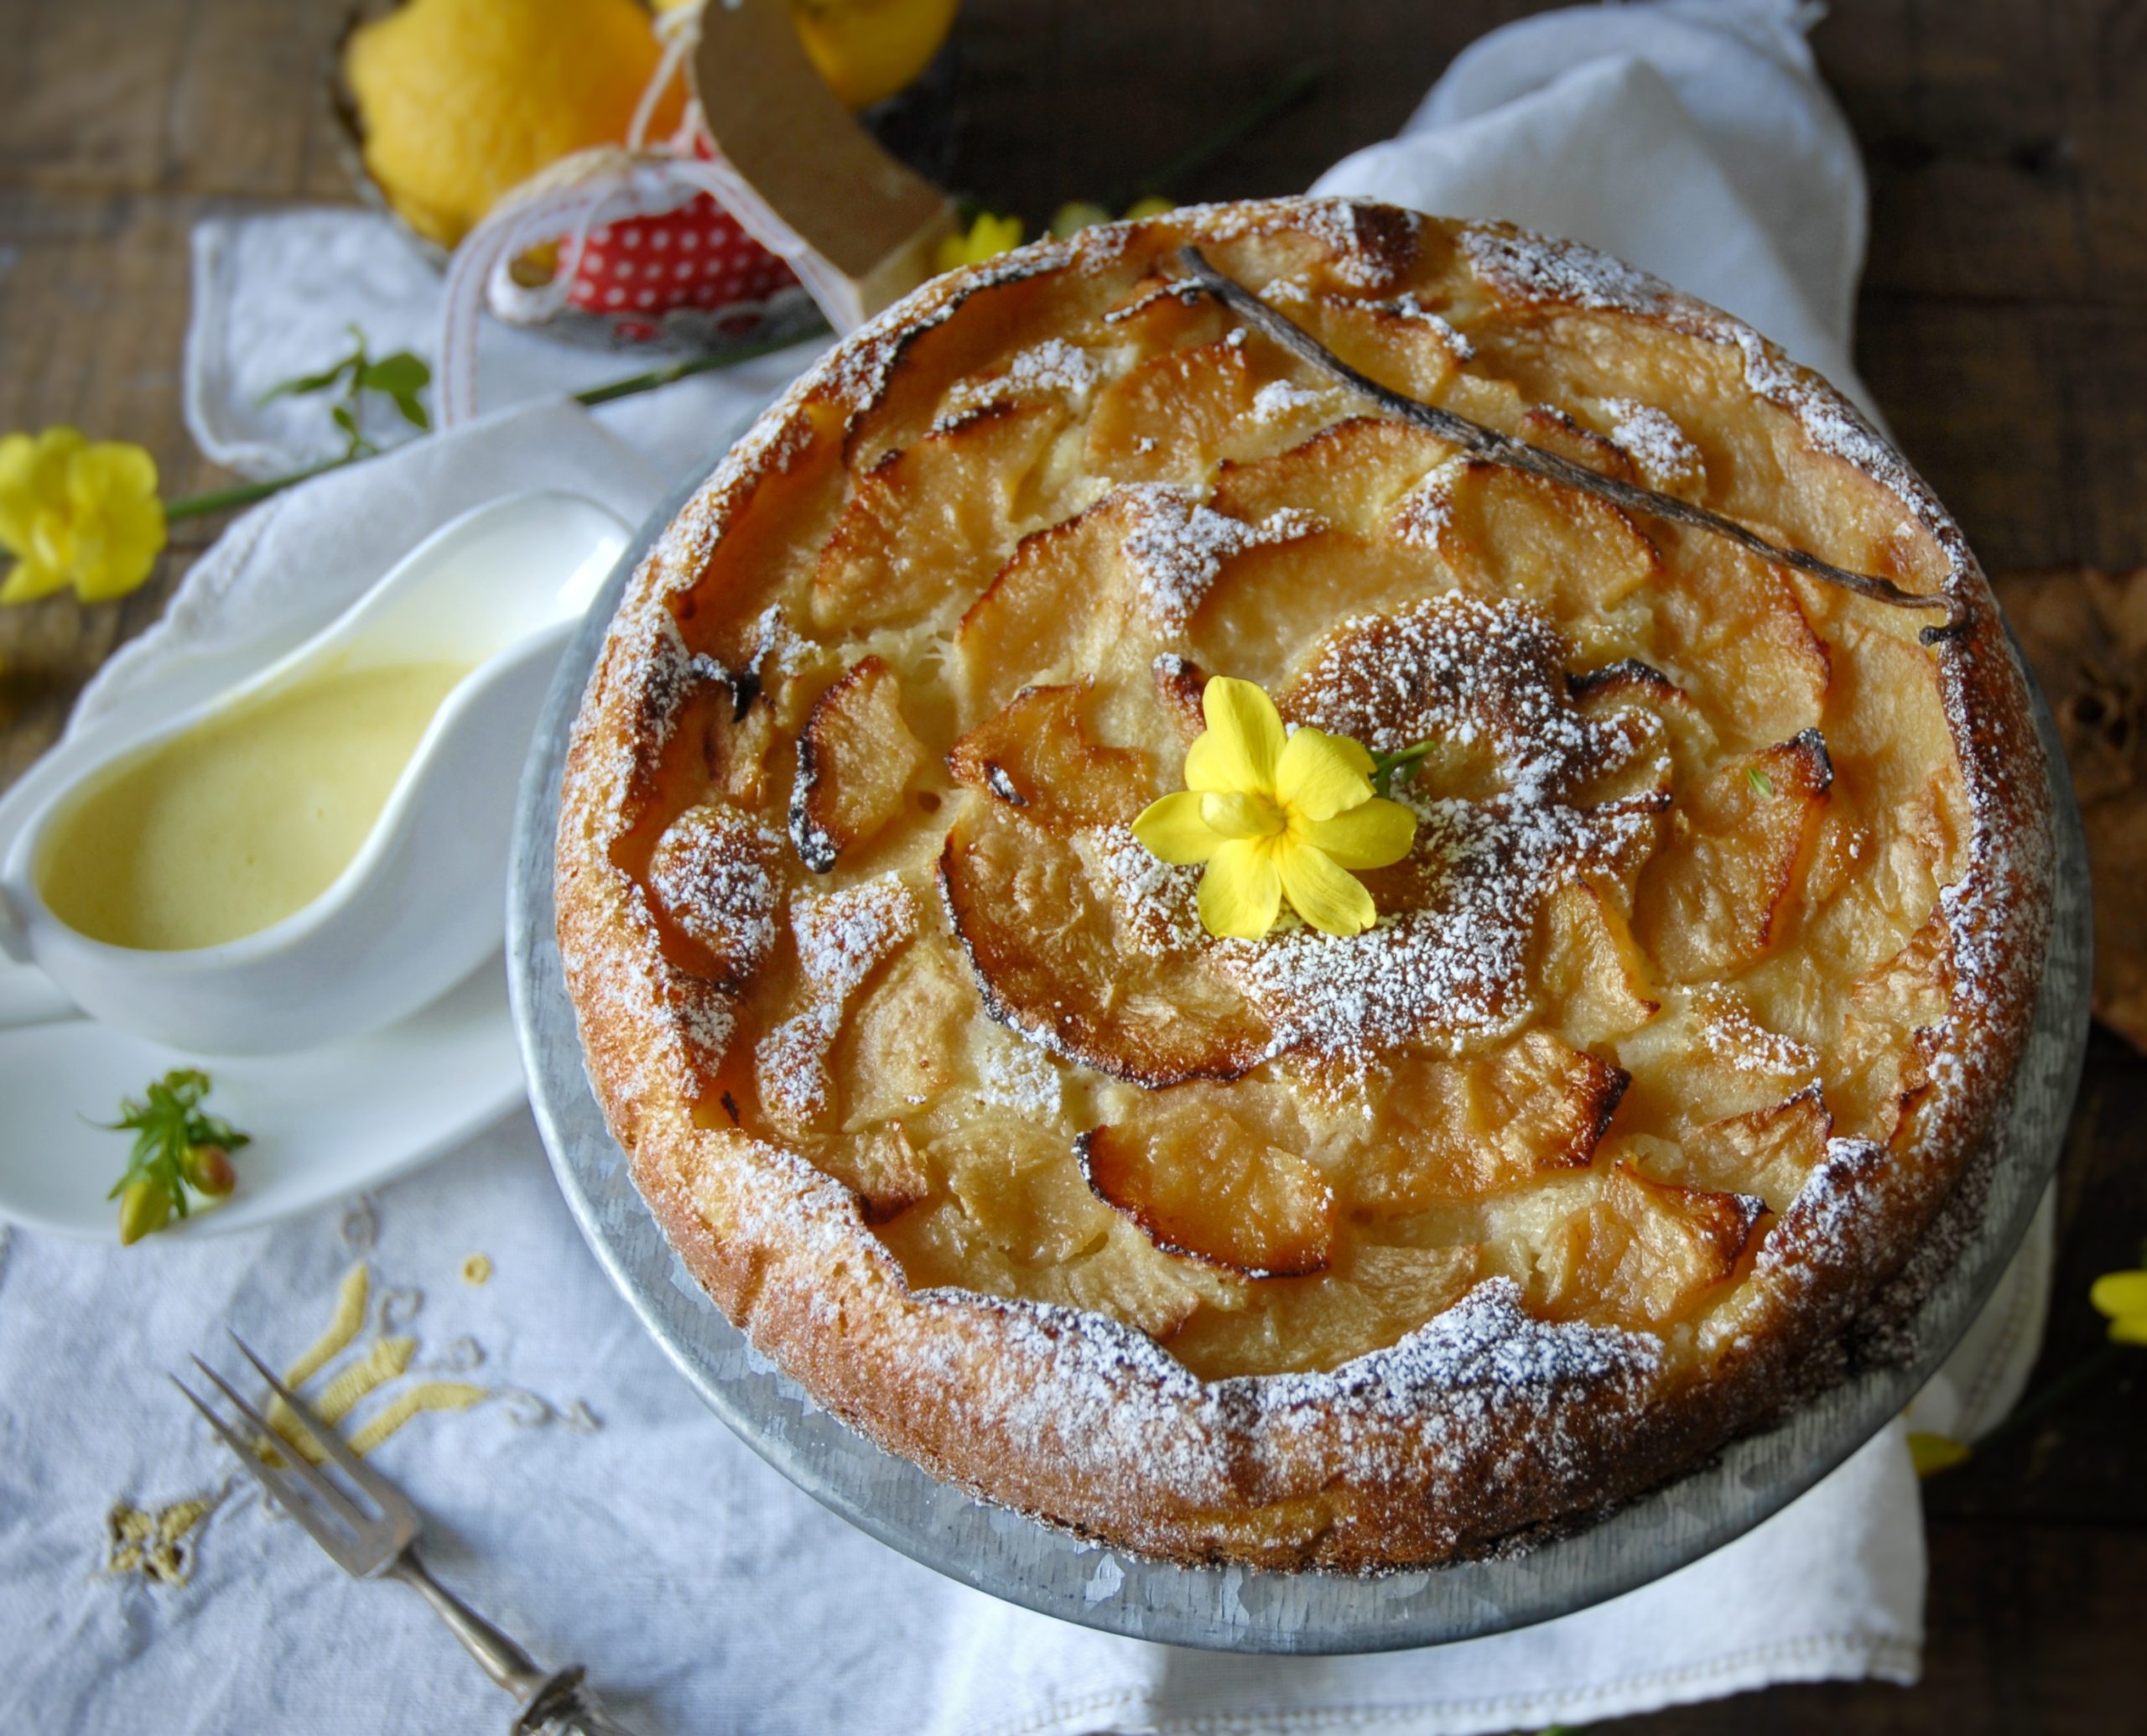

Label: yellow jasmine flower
[2090,1266,2147,1345]
[0,427,167,606]
[1907,1431,1970,1479]
[1050,195,1176,238]
[935,210,1023,274]
[1133,676,1417,940]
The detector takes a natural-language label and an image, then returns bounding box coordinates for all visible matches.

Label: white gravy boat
[0,491,630,1054]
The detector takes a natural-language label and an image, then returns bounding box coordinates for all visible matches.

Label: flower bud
[118,1177,174,1245]
[184,1143,236,1196]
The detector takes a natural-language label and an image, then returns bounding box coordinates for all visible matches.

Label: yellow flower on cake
[2090,1265,2147,1345]
[1133,676,1417,940]
[0,427,166,606]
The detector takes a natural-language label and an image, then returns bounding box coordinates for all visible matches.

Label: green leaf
[357,351,430,396]
[257,353,360,405]
[388,389,430,432]
[99,1069,252,1244]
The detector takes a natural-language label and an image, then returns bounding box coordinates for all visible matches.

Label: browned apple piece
[1083,338,1260,483]
[789,656,927,871]
[753,876,918,1136]
[1538,881,1661,1047]
[1518,403,1638,481]
[841,259,1078,465]
[817,1122,933,1223]
[1682,1088,1831,1213]
[1151,652,1209,741]
[903,1103,1116,1264]
[946,682,1153,832]
[1441,370,1533,438]
[875,1197,1242,1341]
[1290,296,1471,401]
[1824,911,1955,1143]
[1422,461,1661,619]
[1612,986,1822,1137]
[1164,1240,1484,1378]
[1652,545,1831,745]
[1351,1031,1630,1214]
[952,496,1154,722]
[1079,1101,1335,1278]
[1634,730,1832,982]
[1532,1163,1765,1332]
[811,402,1060,632]
[1099,273,1233,350]
[1184,527,1446,695]
[1210,418,1456,531]
[644,802,781,988]
[938,802,1273,1087]
[832,938,977,1127]
[662,402,846,664]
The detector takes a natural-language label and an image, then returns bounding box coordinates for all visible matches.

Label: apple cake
[556,198,2054,1571]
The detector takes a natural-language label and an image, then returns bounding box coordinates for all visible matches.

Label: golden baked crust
[556,199,2053,1571]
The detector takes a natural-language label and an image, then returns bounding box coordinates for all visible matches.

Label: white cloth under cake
[1,3,2052,1730]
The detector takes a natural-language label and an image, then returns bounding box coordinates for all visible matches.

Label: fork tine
[172,1375,375,1577]
[225,1331,413,1525]
[171,1375,288,1500]
[189,1355,372,1532]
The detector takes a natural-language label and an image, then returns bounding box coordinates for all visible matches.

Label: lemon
[790,0,960,111]
[346,0,687,248]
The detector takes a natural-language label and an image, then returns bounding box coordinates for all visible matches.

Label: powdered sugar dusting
[938,338,1101,428]
[974,1023,1065,1115]
[1118,484,1323,633]
[917,1276,1661,1511]
[1216,794,1657,1063]
[1460,226,1674,316]
[1603,398,1704,492]
[1085,824,1205,956]
[756,877,918,1125]
[1385,293,1474,361]
[1287,593,1639,804]
[1251,378,1333,423]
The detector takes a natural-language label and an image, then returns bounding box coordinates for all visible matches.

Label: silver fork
[175,1333,642,1735]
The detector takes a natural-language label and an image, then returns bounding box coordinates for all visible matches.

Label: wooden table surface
[2,3,2140,1729]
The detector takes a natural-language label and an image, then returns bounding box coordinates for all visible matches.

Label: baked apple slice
[643,802,782,990]
[1079,1099,1334,1278]
[1209,416,1455,531]
[1531,1162,1765,1332]
[1536,881,1661,1047]
[1680,1087,1831,1213]
[812,401,1061,632]
[1411,461,1661,624]
[945,681,1153,832]
[1083,337,1260,484]
[938,801,1273,1087]
[1163,1240,1484,1378]
[1350,1031,1629,1215]
[789,656,927,872]
[1634,730,1832,982]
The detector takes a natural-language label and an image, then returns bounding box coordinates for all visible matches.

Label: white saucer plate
[0,958,522,1240]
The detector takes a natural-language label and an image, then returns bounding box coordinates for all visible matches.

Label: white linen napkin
[3,3,2051,1730]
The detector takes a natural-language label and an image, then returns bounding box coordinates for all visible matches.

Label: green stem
[1370,740,1435,798]
[569,320,825,404]
[164,457,352,522]
[160,324,829,524]
[1107,60,1328,208]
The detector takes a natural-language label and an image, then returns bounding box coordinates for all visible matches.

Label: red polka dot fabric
[564,195,798,337]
